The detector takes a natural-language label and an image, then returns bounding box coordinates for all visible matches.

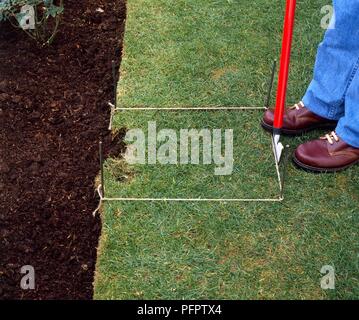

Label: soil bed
[0,0,125,299]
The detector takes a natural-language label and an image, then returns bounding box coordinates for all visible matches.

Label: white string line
[101,196,283,202]
[93,184,283,216]
[114,107,266,111]
[107,102,267,140]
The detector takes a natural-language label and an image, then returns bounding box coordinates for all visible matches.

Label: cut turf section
[94,0,359,299]
[105,110,281,201]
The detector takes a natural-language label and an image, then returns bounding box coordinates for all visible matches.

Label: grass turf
[94,0,359,299]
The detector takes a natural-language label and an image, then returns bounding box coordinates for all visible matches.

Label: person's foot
[293,132,359,172]
[261,101,338,135]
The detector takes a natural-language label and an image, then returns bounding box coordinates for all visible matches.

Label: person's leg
[303,0,359,121]
[336,68,359,147]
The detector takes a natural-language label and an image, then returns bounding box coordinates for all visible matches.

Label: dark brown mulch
[0,0,126,299]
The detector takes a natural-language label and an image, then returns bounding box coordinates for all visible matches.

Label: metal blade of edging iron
[272,131,284,164]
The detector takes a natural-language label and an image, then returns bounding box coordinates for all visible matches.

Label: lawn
[94,0,359,299]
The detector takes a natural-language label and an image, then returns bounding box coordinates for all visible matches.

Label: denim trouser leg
[302,0,359,145]
[336,66,359,148]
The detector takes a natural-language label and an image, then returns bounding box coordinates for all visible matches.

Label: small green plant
[0,0,64,45]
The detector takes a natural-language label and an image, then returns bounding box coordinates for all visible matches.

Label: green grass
[94,0,359,299]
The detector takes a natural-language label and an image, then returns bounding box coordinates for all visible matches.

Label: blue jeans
[302,0,359,148]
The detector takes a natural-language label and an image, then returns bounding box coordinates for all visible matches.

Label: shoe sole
[261,120,337,136]
[292,153,359,173]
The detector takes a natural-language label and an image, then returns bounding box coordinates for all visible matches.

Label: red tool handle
[274,0,297,130]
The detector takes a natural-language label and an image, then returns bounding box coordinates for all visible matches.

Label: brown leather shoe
[293,132,359,172]
[261,101,337,135]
